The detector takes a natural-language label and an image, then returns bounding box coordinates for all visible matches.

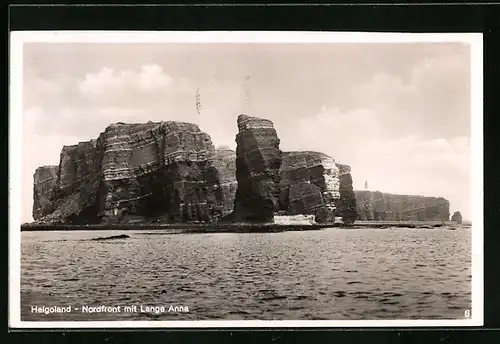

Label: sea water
[20,227,471,321]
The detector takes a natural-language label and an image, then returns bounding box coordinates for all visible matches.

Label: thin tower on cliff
[365,180,368,190]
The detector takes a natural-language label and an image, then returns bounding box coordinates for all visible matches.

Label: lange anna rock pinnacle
[229,114,283,223]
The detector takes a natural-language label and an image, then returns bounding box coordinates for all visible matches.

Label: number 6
[464,310,470,317]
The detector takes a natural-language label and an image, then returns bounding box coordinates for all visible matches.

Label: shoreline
[20,221,465,233]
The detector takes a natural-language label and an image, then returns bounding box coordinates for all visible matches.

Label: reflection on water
[21,227,471,320]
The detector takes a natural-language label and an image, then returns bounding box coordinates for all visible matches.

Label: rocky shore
[21,221,465,233]
[31,114,454,227]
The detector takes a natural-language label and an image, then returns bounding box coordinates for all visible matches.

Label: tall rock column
[230,114,282,222]
[336,164,357,225]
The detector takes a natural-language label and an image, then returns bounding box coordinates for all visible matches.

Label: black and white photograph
[9,31,483,328]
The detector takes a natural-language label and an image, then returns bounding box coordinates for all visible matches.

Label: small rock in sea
[91,234,130,241]
[161,290,166,294]
[451,211,463,224]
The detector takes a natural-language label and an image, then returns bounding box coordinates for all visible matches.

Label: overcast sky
[21,42,472,222]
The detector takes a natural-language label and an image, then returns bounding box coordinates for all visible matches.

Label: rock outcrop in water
[278,151,340,223]
[32,122,235,224]
[354,190,450,221]
[451,211,463,224]
[227,115,283,223]
[91,234,130,241]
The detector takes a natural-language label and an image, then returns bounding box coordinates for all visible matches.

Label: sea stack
[229,115,282,222]
[451,211,463,224]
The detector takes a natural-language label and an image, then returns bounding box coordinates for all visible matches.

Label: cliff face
[32,166,59,220]
[213,148,237,217]
[229,115,282,222]
[45,138,105,224]
[354,190,450,221]
[33,117,452,225]
[336,164,357,225]
[278,151,340,223]
[32,121,233,224]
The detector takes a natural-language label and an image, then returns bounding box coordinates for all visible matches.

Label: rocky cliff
[32,121,235,224]
[336,164,357,225]
[278,151,340,223]
[213,148,237,217]
[32,165,59,220]
[33,117,451,226]
[227,115,282,222]
[354,190,450,221]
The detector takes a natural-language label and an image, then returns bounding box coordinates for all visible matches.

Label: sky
[21,42,472,222]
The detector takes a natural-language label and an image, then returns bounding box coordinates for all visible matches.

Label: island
[25,114,458,232]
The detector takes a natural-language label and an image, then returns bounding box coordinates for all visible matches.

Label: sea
[20,226,472,321]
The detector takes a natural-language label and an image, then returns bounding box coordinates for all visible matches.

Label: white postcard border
[9,30,484,328]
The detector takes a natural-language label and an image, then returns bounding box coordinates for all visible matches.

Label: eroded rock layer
[33,121,233,224]
[278,151,340,223]
[229,115,282,222]
[354,190,450,221]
